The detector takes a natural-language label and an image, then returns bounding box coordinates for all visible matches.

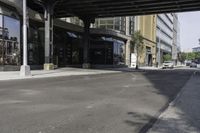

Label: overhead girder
[28,0,200,18]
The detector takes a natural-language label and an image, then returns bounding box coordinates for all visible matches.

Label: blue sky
[178,11,200,52]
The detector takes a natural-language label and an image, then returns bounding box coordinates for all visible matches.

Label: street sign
[131,53,137,68]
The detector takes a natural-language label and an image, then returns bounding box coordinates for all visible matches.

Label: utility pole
[20,0,31,77]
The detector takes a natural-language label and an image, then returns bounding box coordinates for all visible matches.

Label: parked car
[162,61,174,69]
[185,60,192,66]
[190,62,197,68]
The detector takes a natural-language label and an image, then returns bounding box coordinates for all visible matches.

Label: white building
[193,47,200,52]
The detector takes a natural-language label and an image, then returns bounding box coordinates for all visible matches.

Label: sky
[178,11,200,52]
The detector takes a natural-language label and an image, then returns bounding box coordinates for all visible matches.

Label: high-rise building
[156,14,174,65]
[94,14,180,67]
[172,14,181,65]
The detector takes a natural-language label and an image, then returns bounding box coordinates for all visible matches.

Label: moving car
[162,61,174,69]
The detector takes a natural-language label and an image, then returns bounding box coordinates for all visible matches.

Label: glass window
[3,16,20,65]
[99,25,106,29]
[113,41,125,65]
[100,20,106,25]
[0,15,3,65]
[107,19,114,25]
[107,25,114,29]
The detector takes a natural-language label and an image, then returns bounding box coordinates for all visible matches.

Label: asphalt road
[0,70,194,133]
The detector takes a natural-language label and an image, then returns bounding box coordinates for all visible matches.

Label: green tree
[178,52,186,64]
[163,54,172,62]
[131,31,144,69]
[195,52,200,59]
[186,52,195,60]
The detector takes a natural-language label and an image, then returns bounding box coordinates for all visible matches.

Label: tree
[178,52,186,64]
[131,31,144,69]
[163,54,172,62]
[186,52,195,60]
[195,52,200,59]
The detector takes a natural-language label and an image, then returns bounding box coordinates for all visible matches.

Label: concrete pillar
[125,17,131,67]
[81,17,95,68]
[125,17,130,36]
[44,4,54,70]
[157,28,161,67]
[125,40,131,67]
[20,0,31,76]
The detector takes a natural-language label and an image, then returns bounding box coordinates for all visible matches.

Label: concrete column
[125,39,131,67]
[20,0,31,76]
[44,4,54,70]
[157,28,161,67]
[81,17,95,68]
[125,17,131,67]
[125,17,130,36]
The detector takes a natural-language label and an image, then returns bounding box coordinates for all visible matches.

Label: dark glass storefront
[53,27,83,67]
[90,40,113,65]
[27,23,126,68]
[28,20,44,66]
[0,6,126,70]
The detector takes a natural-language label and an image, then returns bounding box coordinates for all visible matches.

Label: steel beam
[81,17,95,68]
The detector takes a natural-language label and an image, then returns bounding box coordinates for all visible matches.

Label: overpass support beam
[20,0,31,77]
[43,2,55,70]
[81,17,95,69]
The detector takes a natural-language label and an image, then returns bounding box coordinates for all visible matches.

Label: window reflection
[113,40,125,65]
[0,15,20,65]
[0,15,3,65]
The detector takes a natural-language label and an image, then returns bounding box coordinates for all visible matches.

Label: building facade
[156,13,180,65]
[172,14,181,65]
[193,47,200,52]
[94,17,135,36]
[135,15,157,66]
[0,0,180,71]
[156,14,173,65]
[95,14,180,67]
[0,0,132,71]
[0,1,21,70]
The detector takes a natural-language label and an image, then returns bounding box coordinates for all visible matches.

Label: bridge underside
[27,0,200,69]
[29,0,200,18]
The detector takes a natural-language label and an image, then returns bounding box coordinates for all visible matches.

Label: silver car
[162,61,174,69]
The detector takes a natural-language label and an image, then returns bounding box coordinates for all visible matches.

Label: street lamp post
[20,0,31,76]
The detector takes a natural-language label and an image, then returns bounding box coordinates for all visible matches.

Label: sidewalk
[0,67,120,81]
[148,73,200,133]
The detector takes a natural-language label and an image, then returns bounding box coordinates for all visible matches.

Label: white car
[162,61,174,69]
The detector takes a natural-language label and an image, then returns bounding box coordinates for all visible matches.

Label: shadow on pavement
[122,70,195,133]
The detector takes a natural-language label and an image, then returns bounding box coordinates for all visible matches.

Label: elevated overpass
[21,0,200,74]
[28,0,200,18]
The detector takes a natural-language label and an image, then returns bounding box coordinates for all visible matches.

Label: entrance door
[148,54,152,66]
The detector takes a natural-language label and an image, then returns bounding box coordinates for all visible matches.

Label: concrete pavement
[0,70,192,133]
[148,72,200,133]
[0,66,192,81]
[0,67,120,81]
